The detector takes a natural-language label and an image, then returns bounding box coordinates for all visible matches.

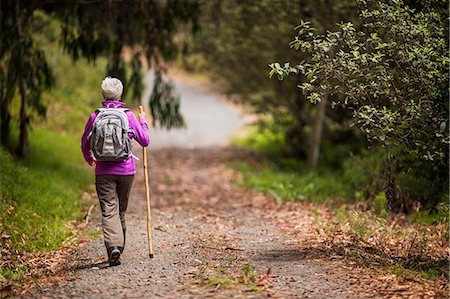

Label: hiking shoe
[109,247,121,267]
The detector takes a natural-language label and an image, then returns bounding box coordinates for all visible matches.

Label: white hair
[101,77,123,100]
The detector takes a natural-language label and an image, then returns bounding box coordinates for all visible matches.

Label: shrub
[342,150,385,200]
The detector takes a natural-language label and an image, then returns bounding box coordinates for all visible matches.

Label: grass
[231,124,286,157]
[199,276,237,288]
[0,136,92,283]
[196,263,264,292]
[0,129,92,253]
[231,123,353,203]
[0,264,28,283]
[232,160,351,203]
[407,202,449,225]
[389,262,446,280]
[323,208,448,281]
[0,48,100,255]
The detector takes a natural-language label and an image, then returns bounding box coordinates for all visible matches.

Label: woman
[81,77,150,266]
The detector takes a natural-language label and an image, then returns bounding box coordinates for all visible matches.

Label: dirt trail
[13,71,443,298]
[18,147,380,299]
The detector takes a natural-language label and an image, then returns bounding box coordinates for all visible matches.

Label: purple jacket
[81,101,150,176]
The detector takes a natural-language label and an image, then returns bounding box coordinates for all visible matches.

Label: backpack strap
[95,107,129,112]
[88,108,131,139]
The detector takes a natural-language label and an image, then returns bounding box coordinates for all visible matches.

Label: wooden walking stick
[139,106,154,258]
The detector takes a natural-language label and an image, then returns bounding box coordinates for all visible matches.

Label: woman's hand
[138,110,146,120]
[88,158,96,167]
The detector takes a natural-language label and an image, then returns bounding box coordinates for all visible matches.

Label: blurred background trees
[186,0,362,167]
[0,0,199,156]
[186,0,448,212]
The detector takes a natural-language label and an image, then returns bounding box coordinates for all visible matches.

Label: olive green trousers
[95,174,134,251]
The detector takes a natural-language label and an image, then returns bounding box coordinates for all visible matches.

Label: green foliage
[389,261,447,280]
[270,0,449,206]
[0,264,28,282]
[241,264,263,292]
[197,263,263,291]
[199,276,236,288]
[190,0,361,158]
[408,202,449,225]
[241,264,259,285]
[149,72,185,128]
[232,123,286,157]
[348,212,374,242]
[395,165,448,207]
[37,42,107,134]
[372,193,388,218]
[341,150,385,200]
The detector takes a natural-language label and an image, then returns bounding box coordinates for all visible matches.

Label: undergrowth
[0,131,92,284]
[0,11,103,288]
[231,124,449,283]
[324,209,448,280]
[232,160,350,203]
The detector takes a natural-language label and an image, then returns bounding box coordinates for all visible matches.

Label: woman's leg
[116,175,134,252]
[95,175,124,252]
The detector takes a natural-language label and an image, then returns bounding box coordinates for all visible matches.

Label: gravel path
[19,148,367,299]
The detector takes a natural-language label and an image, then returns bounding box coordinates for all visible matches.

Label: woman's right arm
[128,111,150,147]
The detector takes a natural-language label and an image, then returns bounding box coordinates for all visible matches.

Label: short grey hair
[101,77,123,100]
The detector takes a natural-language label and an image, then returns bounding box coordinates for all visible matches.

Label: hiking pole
[139,105,154,259]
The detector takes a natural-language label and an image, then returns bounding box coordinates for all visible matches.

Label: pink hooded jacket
[81,101,150,176]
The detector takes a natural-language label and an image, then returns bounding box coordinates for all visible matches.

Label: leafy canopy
[270,0,449,170]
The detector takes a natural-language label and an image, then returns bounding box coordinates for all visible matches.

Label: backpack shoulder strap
[95,107,128,112]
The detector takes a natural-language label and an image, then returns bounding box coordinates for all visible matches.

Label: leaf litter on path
[13,147,448,299]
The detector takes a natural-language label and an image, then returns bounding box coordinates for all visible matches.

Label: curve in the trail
[142,72,244,149]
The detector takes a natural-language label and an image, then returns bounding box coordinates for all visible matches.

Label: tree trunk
[17,77,29,157]
[308,94,328,168]
[15,0,30,157]
[0,100,10,146]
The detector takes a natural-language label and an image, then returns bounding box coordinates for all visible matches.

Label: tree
[189,0,359,165]
[270,0,449,210]
[0,1,53,156]
[0,0,199,156]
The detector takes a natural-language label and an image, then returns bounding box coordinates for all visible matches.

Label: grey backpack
[90,108,133,162]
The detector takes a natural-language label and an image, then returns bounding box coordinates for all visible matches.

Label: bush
[342,150,385,200]
[270,0,449,208]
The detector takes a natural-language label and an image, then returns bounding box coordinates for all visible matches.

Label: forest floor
[16,147,445,298]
